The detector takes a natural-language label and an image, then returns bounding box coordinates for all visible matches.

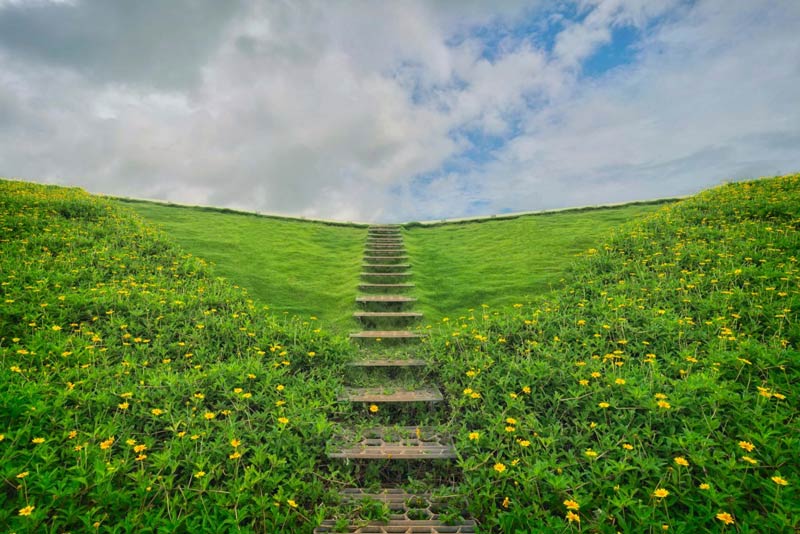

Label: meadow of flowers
[0,180,354,532]
[425,175,799,532]
[2,174,798,533]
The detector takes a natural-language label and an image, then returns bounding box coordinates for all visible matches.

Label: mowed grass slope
[117,200,366,327]
[404,202,672,322]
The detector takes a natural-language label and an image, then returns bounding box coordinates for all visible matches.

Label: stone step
[360,272,412,278]
[327,426,457,460]
[356,295,416,304]
[363,264,411,270]
[353,312,423,319]
[363,256,409,262]
[338,386,443,403]
[350,330,423,339]
[359,283,415,291]
[347,358,427,368]
[314,520,475,533]
[364,250,406,256]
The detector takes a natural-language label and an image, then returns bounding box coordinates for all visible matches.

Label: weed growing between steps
[424,174,800,532]
[0,180,352,532]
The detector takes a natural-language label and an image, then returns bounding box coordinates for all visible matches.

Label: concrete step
[347,358,427,368]
[360,272,412,278]
[350,330,423,339]
[327,426,457,460]
[362,263,411,270]
[363,256,409,263]
[356,295,416,304]
[359,283,415,291]
[353,311,422,319]
[338,386,443,403]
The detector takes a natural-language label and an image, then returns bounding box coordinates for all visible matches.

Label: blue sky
[0,0,798,222]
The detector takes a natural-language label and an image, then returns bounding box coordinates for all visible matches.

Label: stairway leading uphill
[316,225,474,534]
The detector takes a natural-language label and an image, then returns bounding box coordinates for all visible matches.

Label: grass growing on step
[116,198,366,328]
[404,201,672,323]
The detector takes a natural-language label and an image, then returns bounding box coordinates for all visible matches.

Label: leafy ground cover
[117,198,365,328]
[423,174,800,532]
[0,180,360,532]
[404,201,672,323]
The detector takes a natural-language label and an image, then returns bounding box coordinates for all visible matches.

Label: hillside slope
[426,174,800,531]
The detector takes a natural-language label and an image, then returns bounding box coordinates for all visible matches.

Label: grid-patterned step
[363,264,411,270]
[356,295,417,304]
[363,256,409,262]
[332,489,474,529]
[339,387,443,403]
[347,358,427,368]
[353,312,423,319]
[314,521,475,534]
[364,251,407,257]
[350,330,423,339]
[361,272,412,278]
[328,426,457,459]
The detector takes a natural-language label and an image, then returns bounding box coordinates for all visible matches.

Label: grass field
[3,175,798,532]
[120,198,671,328]
[117,200,366,328]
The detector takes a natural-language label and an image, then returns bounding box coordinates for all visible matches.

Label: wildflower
[566,511,580,523]
[369,404,379,413]
[563,499,580,511]
[118,402,129,410]
[741,456,758,465]
[674,457,689,467]
[126,439,136,446]
[229,451,241,459]
[716,512,735,525]
[738,441,755,452]
[32,437,45,444]
[275,400,286,406]
[654,393,667,399]
[16,471,29,479]
[598,402,610,409]
[463,388,473,396]
[151,408,164,416]
[276,384,285,392]
[518,440,531,447]
[585,449,598,458]
[505,426,515,433]
[579,379,589,386]
[468,432,479,441]
[195,471,206,478]
[135,454,147,461]
[653,488,670,499]
[193,393,205,399]
[657,400,671,409]
[307,352,316,357]
[614,378,626,385]
[591,372,601,378]
[506,417,517,425]
[287,499,298,508]
[494,462,506,473]
[699,483,710,490]
[502,496,510,508]
[204,412,216,420]
[230,438,241,447]
[522,386,531,394]
[19,505,34,516]
[622,443,634,450]
[278,417,289,424]
[771,476,788,486]
[470,392,481,399]
[133,444,147,453]
[100,437,115,450]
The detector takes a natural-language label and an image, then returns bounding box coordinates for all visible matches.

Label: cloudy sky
[1,0,799,222]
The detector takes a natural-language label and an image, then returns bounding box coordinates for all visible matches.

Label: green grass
[404,201,673,322]
[119,198,671,330]
[116,199,366,328]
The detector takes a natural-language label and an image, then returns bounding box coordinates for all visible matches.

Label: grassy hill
[120,198,671,328]
[2,174,798,533]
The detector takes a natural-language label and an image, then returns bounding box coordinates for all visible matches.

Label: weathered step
[347,358,427,368]
[360,272,412,278]
[359,283,415,290]
[363,256,409,263]
[353,312,423,319]
[364,250,406,256]
[363,264,411,270]
[338,387,443,403]
[328,426,457,459]
[314,521,475,534]
[356,295,416,304]
[350,330,423,339]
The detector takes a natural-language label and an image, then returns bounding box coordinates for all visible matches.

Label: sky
[1,0,799,223]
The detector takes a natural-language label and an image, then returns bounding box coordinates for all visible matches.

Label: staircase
[316,225,474,533]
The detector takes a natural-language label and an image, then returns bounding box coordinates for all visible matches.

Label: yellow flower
[16,471,29,479]
[590,372,601,378]
[32,437,45,444]
[657,400,671,409]
[135,454,147,461]
[502,496,510,508]
[563,499,580,511]
[468,432,480,441]
[716,512,735,525]
[278,417,289,424]
[622,443,634,450]
[195,471,206,478]
[674,456,689,467]
[369,404,379,413]
[230,438,241,448]
[470,392,481,399]
[463,388,473,395]
[506,417,517,425]
[193,393,205,399]
[579,379,589,386]
[276,384,285,392]
[585,449,598,458]
[653,488,670,499]
[307,352,316,357]
[598,402,610,409]
[699,483,710,490]
[493,462,506,473]
[229,451,241,459]
[99,437,115,450]
[518,440,531,447]
[771,476,788,486]
[505,426,515,433]
[51,325,62,331]
[275,400,286,406]
[133,444,147,453]
[522,386,531,394]
[18,505,35,516]
[614,378,626,385]
[118,402,129,410]
[126,439,136,446]
[151,408,164,416]
[204,412,216,420]
[287,499,298,508]
[566,511,580,523]
[741,456,758,465]
[738,441,755,452]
